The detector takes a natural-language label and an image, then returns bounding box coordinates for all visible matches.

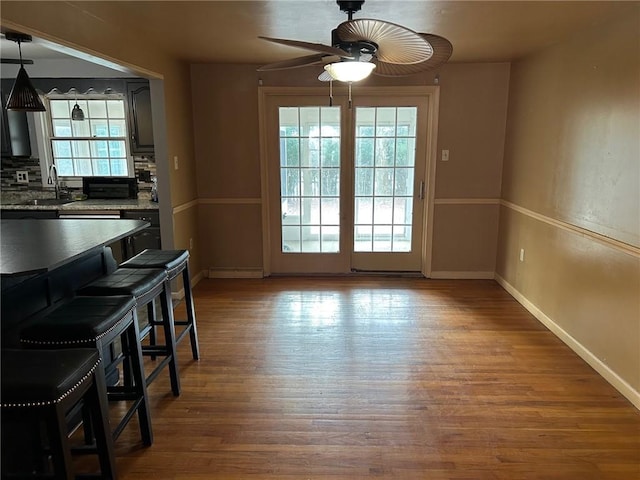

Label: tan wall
[191,63,510,274]
[496,9,640,396]
[1,1,201,273]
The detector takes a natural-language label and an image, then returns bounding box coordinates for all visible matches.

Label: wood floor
[109,277,639,479]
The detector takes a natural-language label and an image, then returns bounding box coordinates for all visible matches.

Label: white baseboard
[495,273,640,410]
[208,268,264,279]
[430,270,496,279]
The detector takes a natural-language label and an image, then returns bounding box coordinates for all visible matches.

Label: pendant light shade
[71,103,85,121]
[5,33,46,112]
[324,61,376,83]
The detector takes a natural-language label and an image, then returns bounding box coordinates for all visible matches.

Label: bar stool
[1,348,117,480]
[77,267,181,396]
[120,249,200,360]
[20,295,153,446]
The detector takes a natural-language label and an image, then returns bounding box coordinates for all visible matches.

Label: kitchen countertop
[0,198,159,211]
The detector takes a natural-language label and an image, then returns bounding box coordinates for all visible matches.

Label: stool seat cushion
[120,249,189,276]
[1,349,101,407]
[20,296,136,346]
[78,268,167,298]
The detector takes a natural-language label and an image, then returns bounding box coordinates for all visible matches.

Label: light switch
[441,149,449,162]
[174,156,179,170]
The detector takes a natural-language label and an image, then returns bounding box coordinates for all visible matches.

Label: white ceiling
[0,1,636,73]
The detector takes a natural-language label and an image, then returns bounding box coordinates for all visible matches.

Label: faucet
[47,164,59,199]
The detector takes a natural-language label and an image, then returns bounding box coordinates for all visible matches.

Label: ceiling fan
[257,0,453,83]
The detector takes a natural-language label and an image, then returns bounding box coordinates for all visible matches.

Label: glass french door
[263,90,429,274]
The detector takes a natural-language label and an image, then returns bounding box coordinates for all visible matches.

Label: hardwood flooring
[108,277,639,479]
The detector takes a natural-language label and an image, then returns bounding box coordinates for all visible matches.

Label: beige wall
[191,63,510,274]
[1,1,201,273]
[496,8,640,398]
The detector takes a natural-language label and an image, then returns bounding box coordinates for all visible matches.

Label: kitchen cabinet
[1,90,31,158]
[0,209,57,219]
[121,210,160,257]
[126,81,154,155]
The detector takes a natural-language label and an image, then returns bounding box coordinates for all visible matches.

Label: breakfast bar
[1,218,149,341]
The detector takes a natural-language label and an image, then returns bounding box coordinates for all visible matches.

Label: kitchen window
[36,94,134,185]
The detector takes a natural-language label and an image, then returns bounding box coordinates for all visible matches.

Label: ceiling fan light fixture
[324,61,375,82]
[5,33,46,112]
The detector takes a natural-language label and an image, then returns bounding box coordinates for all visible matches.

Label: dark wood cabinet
[0,209,58,219]
[126,81,154,155]
[1,90,31,158]
[121,210,160,257]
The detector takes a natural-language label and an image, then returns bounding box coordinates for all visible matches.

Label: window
[45,96,131,177]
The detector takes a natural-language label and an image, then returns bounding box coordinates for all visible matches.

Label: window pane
[92,159,111,176]
[50,100,70,118]
[374,168,394,196]
[279,107,299,136]
[74,158,93,176]
[375,138,395,166]
[393,197,413,224]
[321,226,339,253]
[300,107,319,136]
[354,197,372,224]
[354,225,372,252]
[71,120,90,137]
[321,137,340,167]
[56,158,74,176]
[300,138,319,167]
[91,120,110,137]
[110,159,128,176]
[374,198,393,224]
[52,140,71,157]
[88,100,107,118]
[108,120,127,137]
[395,138,415,166]
[107,100,125,118]
[300,198,319,225]
[91,141,109,158]
[355,168,373,196]
[393,225,412,252]
[281,138,299,167]
[282,198,300,224]
[355,138,374,166]
[321,168,339,196]
[320,198,339,225]
[301,226,319,252]
[397,107,417,136]
[72,140,91,157]
[53,120,72,137]
[376,107,396,137]
[108,140,126,157]
[281,168,300,197]
[301,169,319,197]
[282,226,300,252]
[394,168,414,196]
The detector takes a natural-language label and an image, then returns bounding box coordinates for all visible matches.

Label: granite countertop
[0,198,159,211]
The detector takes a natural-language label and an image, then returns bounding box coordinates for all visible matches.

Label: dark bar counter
[1,218,149,343]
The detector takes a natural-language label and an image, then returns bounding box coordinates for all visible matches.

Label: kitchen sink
[20,198,76,206]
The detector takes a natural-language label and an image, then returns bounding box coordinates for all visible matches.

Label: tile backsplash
[1,155,156,201]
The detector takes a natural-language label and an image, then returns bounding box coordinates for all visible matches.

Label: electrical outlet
[519,248,525,262]
[174,156,179,170]
[16,171,29,183]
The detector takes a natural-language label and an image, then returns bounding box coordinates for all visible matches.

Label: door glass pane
[279,106,340,253]
[354,106,418,252]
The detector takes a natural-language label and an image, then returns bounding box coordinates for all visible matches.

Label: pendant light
[71,88,85,121]
[5,32,46,112]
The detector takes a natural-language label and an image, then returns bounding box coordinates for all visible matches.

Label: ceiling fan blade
[336,19,432,65]
[317,70,333,82]
[259,36,353,58]
[1,58,34,65]
[372,34,453,77]
[258,53,327,71]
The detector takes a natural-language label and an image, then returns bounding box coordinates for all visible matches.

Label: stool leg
[160,280,181,396]
[127,310,153,446]
[147,300,158,360]
[88,366,118,479]
[47,404,74,480]
[182,262,200,360]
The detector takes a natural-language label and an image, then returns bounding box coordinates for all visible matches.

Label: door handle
[418,181,425,200]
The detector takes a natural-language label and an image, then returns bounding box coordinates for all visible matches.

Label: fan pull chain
[329,80,333,107]
[348,82,352,109]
